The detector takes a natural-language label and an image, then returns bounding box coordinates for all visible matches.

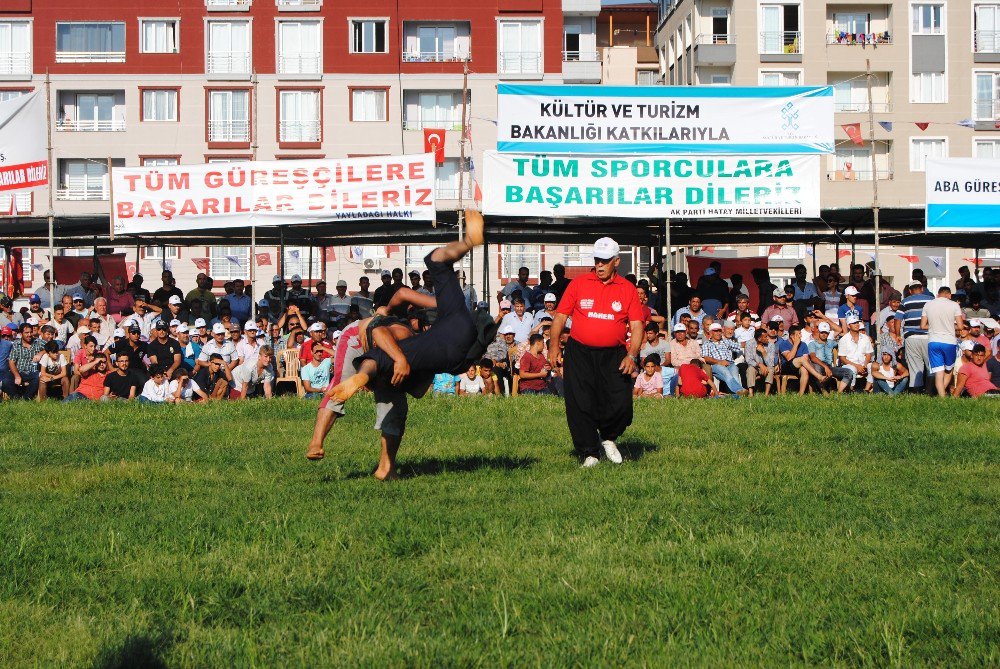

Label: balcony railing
[975,30,1000,53]
[56,186,109,201]
[403,115,462,131]
[0,52,31,75]
[208,119,250,142]
[826,169,894,182]
[207,51,251,74]
[279,120,321,142]
[695,33,734,45]
[562,50,600,62]
[499,51,542,75]
[834,101,892,113]
[277,53,321,74]
[435,185,473,199]
[826,31,893,45]
[55,51,125,63]
[277,0,320,6]
[206,0,252,7]
[56,118,125,132]
[759,31,801,54]
[0,191,32,215]
[403,50,469,63]
[975,98,1000,122]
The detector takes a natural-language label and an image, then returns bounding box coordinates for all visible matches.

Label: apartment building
[652,0,1000,285]
[0,0,614,299]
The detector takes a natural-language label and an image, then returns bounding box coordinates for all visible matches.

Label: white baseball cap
[593,237,620,260]
[168,295,182,305]
[272,274,282,283]
[960,339,976,351]
[113,327,126,338]
[308,321,326,332]
[336,280,348,287]
[844,286,860,296]
[331,329,342,339]
[380,269,391,277]
[499,324,516,335]
[212,323,227,334]
[817,322,831,333]
[969,318,982,328]
[169,319,181,327]
[544,292,557,302]
[194,318,207,328]
[846,314,861,325]
[291,274,302,282]
[244,320,257,331]
[27,317,39,326]
[499,299,512,309]
[672,323,686,332]
[708,322,723,331]
[980,317,999,330]
[176,324,189,334]
[771,315,784,322]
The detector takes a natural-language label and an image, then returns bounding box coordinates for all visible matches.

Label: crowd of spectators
[2,259,999,403]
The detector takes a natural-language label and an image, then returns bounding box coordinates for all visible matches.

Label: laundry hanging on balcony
[834,31,890,47]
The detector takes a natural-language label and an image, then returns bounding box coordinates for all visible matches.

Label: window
[350,19,387,54]
[833,77,866,112]
[833,12,868,35]
[141,157,179,167]
[277,20,322,75]
[207,20,251,75]
[279,89,321,142]
[56,23,125,63]
[760,70,800,86]
[206,0,252,7]
[711,8,730,42]
[0,22,31,76]
[975,138,1000,159]
[757,244,802,259]
[0,89,27,102]
[911,72,946,103]
[209,246,250,281]
[710,74,731,85]
[140,19,178,53]
[57,158,124,200]
[403,90,462,130]
[498,20,542,75]
[351,88,387,122]
[278,0,322,7]
[208,89,250,142]
[911,4,943,35]
[141,89,178,121]
[910,138,946,172]
[636,70,659,85]
[144,245,179,258]
[57,91,125,131]
[975,72,1000,120]
[283,246,322,279]
[564,24,580,61]
[403,23,469,62]
[500,244,542,278]
[759,4,800,54]
[435,158,470,199]
[976,5,1000,53]
[0,191,32,215]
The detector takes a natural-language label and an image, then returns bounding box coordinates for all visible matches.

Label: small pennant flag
[963,257,985,266]
[842,123,863,145]
[928,256,944,270]
[878,121,893,132]
[805,247,814,257]
[255,253,271,266]
[289,249,300,260]
[192,257,210,272]
[473,180,483,205]
[423,128,446,164]
[385,245,401,258]
[915,122,930,131]
[866,252,877,262]
[767,244,783,256]
[350,246,363,261]
[226,255,241,267]
[163,259,172,272]
[899,254,919,263]
[324,247,337,262]
[31,263,44,271]
[838,250,852,260]
[700,245,716,253]
[957,118,976,129]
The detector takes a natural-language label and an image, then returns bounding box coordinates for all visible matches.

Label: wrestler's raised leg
[324,358,376,405]
[429,210,484,265]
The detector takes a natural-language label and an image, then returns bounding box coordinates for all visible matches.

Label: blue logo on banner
[780,102,800,132]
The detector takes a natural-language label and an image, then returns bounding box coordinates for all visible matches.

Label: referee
[548,237,644,468]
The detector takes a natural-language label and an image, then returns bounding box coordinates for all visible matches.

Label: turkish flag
[915,122,930,131]
[424,128,445,164]
[767,244,783,256]
[842,123,863,145]
[385,245,401,257]
[255,253,271,266]
[964,257,985,266]
[700,245,715,253]
[837,250,852,260]
[125,262,138,280]
[192,257,210,272]
[324,247,337,262]
[898,254,919,263]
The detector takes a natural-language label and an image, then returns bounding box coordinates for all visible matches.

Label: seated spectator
[457,363,487,395]
[70,335,100,392]
[139,365,172,404]
[500,298,533,344]
[4,324,44,400]
[837,314,875,392]
[702,322,746,395]
[952,344,1000,397]
[676,359,720,398]
[64,355,109,401]
[872,351,910,395]
[50,305,74,344]
[168,367,208,403]
[988,340,1000,387]
[808,322,852,393]
[230,345,274,399]
[477,358,500,396]
[762,289,798,326]
[779,325,823,395]
[300,350,333,399]
[639,323,670,366]
[673,295,708,327]
[147,320,183,378]
[196,323,237,374]
[103,354,140,400]
[193,353,231,401]
[66,323,91,359]
[37,340,69,401]
[120,297,162,340]
[685,319,702,344]
[745,327,779,396]
[733,312,756,346]
[518,333,552,395]
[432,372,458,395]
[633,354,664,397]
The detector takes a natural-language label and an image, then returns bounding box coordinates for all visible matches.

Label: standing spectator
[129,273,152,303]
[103,276,133,318]
[329,280,352,318]
[187,273,219,319]
[762,289,798,326]
[790,264,819,316]
[193,353,231,400]
[147,321,183,378]
[499,266,531,304]
[421,270,435,296]
[701,322,746,395]
[4,324,43,399]
[103,354,139,400]
[351,277,375,317]
[25,294,50,322]
[33,270,57,310]
[550,264,571,304]
[837,315,875,392]
[695,266,729,318]
[922,286,964,396]
[139,365,172,403]
[457,363,487,395]
[408,270,425,294]
[372,270,398,309]
[633,354,664,397]
[59,272,95,307]
[518,333,552,395]
[458,270,478,311]
[964,292,992,321]
[36,340,69,400]
[312,281,335,321]
[548,237,643,468]
[901,280,933,391]
[529,270,554,312]
[500,298,533,343]
[152,270,184,307]
[287,275,312,313]
[230,345,274,399]
[227,279,252,323]
[0,324,14,391]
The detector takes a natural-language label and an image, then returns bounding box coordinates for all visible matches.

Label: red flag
[385,245,401,258]
[767,244,783,256]
[964,257,985,266]
[423,129,445,163]
[255,253,271,266]
[915,122,930,131]
[324,247,336,262]
[125,261,138,280]
[842,123,863,145]
[837,250,852,260]
[2,247,24,298]
[700,245,716,253]
[473,180,483,204]
[898,254,919,263]
[192,257,210,272]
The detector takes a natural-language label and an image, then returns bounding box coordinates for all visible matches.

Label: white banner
[482,152,820,219]
[112,154,437,235]
[496,84,834,155]
[926,158,1000,231]
[0,91,48,192]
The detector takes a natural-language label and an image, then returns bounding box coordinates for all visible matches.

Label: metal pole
[664,218,672,319]
[975,248,981,282]
[457,59,469,246]
[308,241,314,292]
[107,156,115,241]
[250,225,256,319]
[278,227,285,279]
[811,242,817,277]
[866,58,881,337]
[482,240,489,306]
[45,69,55,309]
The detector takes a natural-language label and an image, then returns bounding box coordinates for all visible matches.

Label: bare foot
[329,372,370,404]
[374,468,400,481]
[464,209,485,247]
[305,444,325,460]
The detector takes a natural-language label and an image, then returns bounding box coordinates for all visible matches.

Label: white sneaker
[581,456,600,469]
[601,440,623,464]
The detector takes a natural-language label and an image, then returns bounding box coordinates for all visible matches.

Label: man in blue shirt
[227,279,253,324]
[808,322,852,393]
[901,281,932,390]
[0,325,14,389]
[778,325,823,394]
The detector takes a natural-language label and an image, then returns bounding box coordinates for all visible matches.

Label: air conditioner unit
[363,258,380,271]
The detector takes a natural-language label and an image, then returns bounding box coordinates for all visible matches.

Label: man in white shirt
[231,345,274,399]
[197,322,238,373]
[329,280,352,318]
[119,297,163,340]
[921,286,964,396]
[837,314,874,392]
[235,320,262,366]
[85,297,117,343]
[499,297,533,343]
[533,293,559,327]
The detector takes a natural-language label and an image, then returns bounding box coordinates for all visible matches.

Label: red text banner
[112,154,437,235]
[0,92,48,193]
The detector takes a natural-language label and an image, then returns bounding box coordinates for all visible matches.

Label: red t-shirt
[678,363,709,398]
[961,362,998,398]
[76,371,107,400]
[299,337,331,365]
[556,272,642,348]
[518,351,549,391]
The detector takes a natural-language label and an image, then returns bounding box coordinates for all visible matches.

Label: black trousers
[562,338,633,459]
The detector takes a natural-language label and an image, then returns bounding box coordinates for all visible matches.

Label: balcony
[498,51,542,78]
[827,169,894,182]
[57,186,109,201]
[403,115,462,131]
[562,50,601,83]
[0,52,31,79]
[277,0,320,10]
[277,53,321,77]
[55,51,125,64]
[975,30,1000,63]
[834,101,892,113]
[974,98,1000,130]
[435,184,473,200]
[208,119,250,143]
[56,118,125,132]
[827,31,892,46]
[403,50,469,63]
[279,120,321,143]
[693,33,736,66]
[759,31,801,62]
[207,51,251,77]
[206,0,251,10]
[562,0,600,16]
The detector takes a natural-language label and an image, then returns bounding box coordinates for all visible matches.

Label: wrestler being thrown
[305,210,485,480]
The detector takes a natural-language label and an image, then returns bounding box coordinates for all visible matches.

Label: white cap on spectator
[499,324,516,335]
[244,320,257,331]
[708,322,722,331]
[336,279,348,287]
[969,318,982,328]
[272,274,282,283]
[113,327,126,338]
[499,299,512,309]
[194,318,207,328]
[381,269,391,277]
[331,329,342,339]
[308,322,326,332]
[593,237,620,259]
[771,315,784,322]
[846,314,861,325]
[981,317,999,330]
[169,319,181,327]
[773,288,784,297]
[844,286,859,296]
[177,324,189,334]
[818,322,831,333]
[960,339,976,351]
[212,323,227,334]
[291,274,302,282]
[72,294,84,301]
[168,295,182,305]
[27,317,39,326]
[544,292,557,302]
[672,323,686,332]
[77,324,91,333]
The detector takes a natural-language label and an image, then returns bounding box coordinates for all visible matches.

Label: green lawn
[1,395,997,667]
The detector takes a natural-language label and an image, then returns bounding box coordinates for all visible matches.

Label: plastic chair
[276,348,305,397]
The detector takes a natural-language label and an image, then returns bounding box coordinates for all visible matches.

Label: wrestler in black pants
[562,338,634,460]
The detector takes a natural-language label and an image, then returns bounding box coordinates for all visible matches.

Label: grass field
[1,395,998,667]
